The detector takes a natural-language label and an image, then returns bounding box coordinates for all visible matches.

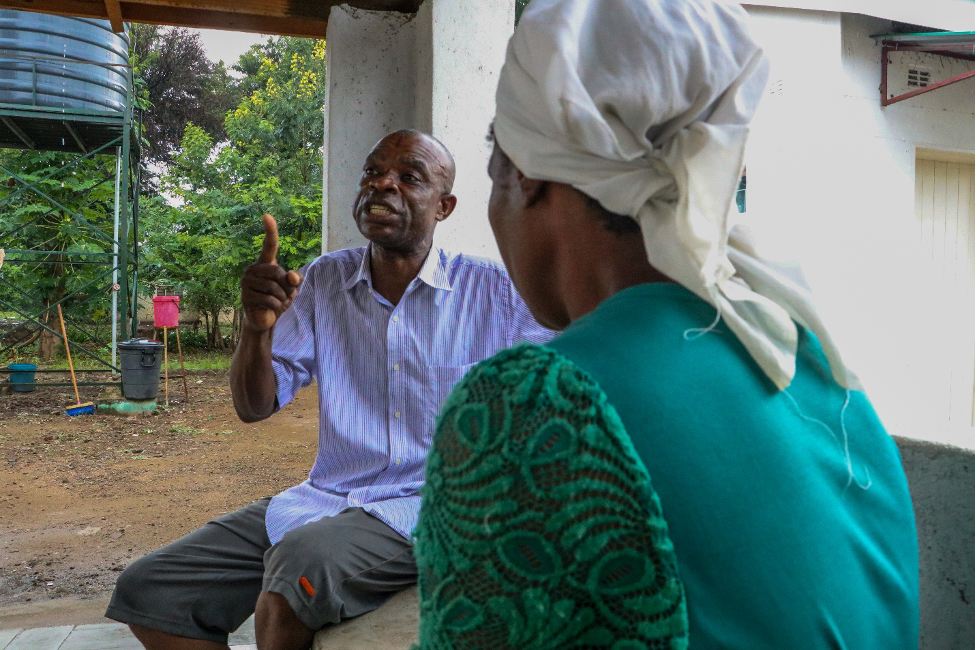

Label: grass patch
[180,351,232,371]
[3,349,232,372]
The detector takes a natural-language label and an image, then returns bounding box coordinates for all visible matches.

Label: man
[413,1,920,648]
[106,130,551,650]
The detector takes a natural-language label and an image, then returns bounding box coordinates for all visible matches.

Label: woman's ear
[517,170,549,208]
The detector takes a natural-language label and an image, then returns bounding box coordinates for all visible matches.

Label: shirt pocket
[427,363,477,421]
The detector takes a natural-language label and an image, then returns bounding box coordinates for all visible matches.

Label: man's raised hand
[241,214,303,331]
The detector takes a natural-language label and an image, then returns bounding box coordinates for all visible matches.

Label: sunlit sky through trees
[196,29,269,71]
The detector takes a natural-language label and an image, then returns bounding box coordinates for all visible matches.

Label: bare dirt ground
[0,371,317,629]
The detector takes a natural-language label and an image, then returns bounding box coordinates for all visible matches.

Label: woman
[413,1,919,648]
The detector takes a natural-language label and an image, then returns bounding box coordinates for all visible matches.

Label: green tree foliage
[0,149,119,359]
[130,24,239,169]
[1,25,244,360]
[140,37,325,348]
[1,34,324,357]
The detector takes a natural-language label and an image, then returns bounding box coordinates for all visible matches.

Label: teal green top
[547,283,919,649]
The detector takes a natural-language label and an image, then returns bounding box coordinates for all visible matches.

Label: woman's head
[487,138,669,331]
[490,0,858,390]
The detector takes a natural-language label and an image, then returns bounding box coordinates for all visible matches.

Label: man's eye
[363,167,378,176]
[402,174,418,183]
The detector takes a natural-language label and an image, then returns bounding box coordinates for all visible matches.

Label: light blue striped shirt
[266,245,553,543]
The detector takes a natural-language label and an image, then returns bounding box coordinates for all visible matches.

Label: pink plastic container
[152,296,180,327]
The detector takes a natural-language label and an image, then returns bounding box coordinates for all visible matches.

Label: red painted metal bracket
[881,42,976,106]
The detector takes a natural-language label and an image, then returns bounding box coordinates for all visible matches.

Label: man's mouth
[366,203,395,216]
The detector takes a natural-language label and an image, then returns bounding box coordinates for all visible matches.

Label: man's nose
[369,171,397,191]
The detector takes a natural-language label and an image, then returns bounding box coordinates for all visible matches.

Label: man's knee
[112,553,156,607]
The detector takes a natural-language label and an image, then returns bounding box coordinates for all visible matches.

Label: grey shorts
[105,498,417,644]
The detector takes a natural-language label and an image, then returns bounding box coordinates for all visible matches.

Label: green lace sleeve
[413,344,687,650]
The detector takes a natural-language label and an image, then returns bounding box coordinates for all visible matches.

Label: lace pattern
[413,344,688,649]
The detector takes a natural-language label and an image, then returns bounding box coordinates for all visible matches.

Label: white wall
[745,0,974,32]
[745,7,976,448]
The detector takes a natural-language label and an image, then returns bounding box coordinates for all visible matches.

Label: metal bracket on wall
[875,32,975,107]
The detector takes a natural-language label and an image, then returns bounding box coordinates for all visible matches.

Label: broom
[57,304,94,416]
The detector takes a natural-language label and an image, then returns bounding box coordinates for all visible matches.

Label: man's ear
[436,194,458,222]
[517,170,548,208]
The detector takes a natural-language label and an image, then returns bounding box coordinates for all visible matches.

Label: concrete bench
[313,436,975,650]
[895,436,974,650]
[313,588,418,650]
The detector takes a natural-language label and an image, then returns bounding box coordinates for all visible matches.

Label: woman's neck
[560,232,673,324]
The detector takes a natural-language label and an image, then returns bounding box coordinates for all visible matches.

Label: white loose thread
[683,306,723,341]
[783,389,871,494]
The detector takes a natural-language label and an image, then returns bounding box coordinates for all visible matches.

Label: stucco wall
[322,7,418,253]
[416,0,513,260]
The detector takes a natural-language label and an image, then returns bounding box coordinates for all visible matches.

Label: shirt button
[394,459,402,465]
[392,315,399,322]
[394,411,402,418]
[350,497,359,506]
[392,364,400,371]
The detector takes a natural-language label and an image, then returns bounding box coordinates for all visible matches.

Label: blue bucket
[8,363,37,392]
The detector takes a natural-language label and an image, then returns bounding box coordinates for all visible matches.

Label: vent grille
[908,68,931,88]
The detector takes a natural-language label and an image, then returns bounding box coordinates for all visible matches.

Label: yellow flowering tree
[141,37,325,348]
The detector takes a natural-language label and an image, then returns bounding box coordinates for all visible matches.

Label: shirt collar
[417,245,452,292]
[343,244,453,293]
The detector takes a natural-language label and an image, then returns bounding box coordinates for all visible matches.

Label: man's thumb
[259,214,279,265]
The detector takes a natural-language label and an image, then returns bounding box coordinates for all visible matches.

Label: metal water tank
[0,10,129,113]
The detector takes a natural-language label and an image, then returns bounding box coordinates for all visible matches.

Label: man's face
[353,133,453,255]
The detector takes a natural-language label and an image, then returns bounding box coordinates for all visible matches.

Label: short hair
[387,129,456,194]
[491,138,640,236]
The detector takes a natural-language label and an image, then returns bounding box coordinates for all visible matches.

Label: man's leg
[254,592,315,650]
[127,625,229,650]
[106,498,272,650]
[258,507,417,646]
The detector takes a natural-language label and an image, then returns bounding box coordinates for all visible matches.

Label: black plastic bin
[118,338,165,400]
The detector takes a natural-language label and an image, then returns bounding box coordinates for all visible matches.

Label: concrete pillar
[321,6,419,253]
[321,0,514,258]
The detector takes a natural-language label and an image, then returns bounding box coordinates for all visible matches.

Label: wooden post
[163,326,169,407]
[175,327,189,402]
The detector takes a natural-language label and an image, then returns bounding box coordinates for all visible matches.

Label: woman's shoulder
[443,342,610,414]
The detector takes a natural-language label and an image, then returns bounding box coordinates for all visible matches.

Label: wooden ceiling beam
[0,0,106,21]
[0,0,422,36]
[104,0,123,32]
[120,2,328,37]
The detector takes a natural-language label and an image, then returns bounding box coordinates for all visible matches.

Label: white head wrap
[494,0,858,391]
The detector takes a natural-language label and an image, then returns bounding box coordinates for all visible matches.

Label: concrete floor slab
[0,620,260,650]
[0,630,22,650]
[228,615,256,645]
[58,623,141,650]
[5,625,72,650]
